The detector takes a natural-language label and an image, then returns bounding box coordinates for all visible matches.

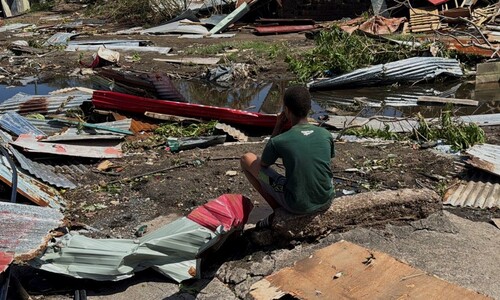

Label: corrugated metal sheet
[0,112,46,137]
[309,57,463,90]
[26,119,132,138]
[11,134,123,159]
[0,202,64,261]
[466,144,500,176]
[66,45,172,54]
[141,19,209,35]
[187,194,253,231]
[0,252,13,274]
[0,93,91,115]
[209,2,249,34]
[0,23,31,32]
[31,193,253,282]
[147,74,186,102]
[0,154,66,209]
[458,114,500,126]
[43,32,79,46]
[444,171,500,209]
[254,25,316,35]
[9,146,77,189]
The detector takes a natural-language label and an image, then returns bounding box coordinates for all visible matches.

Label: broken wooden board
[250,241,491,300]
[476,61,500,84]
[409,7,441,33]
[153,57,220,65]
[145,111,201,123]
[417,96,479,106]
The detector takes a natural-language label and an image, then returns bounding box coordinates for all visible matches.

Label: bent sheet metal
[31,194,253,283]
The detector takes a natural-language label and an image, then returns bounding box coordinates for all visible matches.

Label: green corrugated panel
[31,217,220,282]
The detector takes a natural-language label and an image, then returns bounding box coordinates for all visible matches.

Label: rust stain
[130,119,158,133]
[18,97,49,115]
[467,157,495,174]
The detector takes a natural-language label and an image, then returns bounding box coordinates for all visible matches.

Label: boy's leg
[240,152,281,210]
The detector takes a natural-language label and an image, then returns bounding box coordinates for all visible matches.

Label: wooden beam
[417,96,479,106]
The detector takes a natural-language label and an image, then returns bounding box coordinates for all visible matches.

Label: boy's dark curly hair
[283,85,311,118]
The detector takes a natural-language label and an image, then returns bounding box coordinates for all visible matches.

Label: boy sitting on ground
[240,85,335,228]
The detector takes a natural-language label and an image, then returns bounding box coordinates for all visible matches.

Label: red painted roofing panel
[187,194,253,232]
[427,0,449,5]
[92,91,278,128]
[0,252,14,273]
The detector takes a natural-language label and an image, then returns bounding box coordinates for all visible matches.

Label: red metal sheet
[0,252,13,274]
[427,0,449,5]
[187,194,253,232]
[92,91,278,128]
[254,25,315,35]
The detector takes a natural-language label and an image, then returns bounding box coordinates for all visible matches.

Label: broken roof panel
[254,25,316,35]
[0,112,46,137]
[141,19,209,35]
[444,171,500,209]
[466,144,500,177]
[11,134,123,159]
[26,118,132,137]
[66,44,172,54]
[0,252,13,274]
[0,23,32,32]
[0,93,91,115]
[209,2,249,34]
[32,194,253,282]
[309,57,463,90]
[0,202,64,261]
[9,146,77,189]
[250,240,490,299]
[0,155,66,209]
[43,32,79,46]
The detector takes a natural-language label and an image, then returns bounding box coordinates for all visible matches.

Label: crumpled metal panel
[466,144,500,177]
[0,154,66,209]
[0,202,64,261]
[32,194,253,282]
[141,19,209,35]
[43,32,79,46]
[188,194,253,231]
[27,118,132,137]
[0,112,46,137]
[0,92,91,115]
[147,74,186,102]
[309,57,463,90]
[9,146,77,189]
[0,252,13,274]
[66,44,172,54]
[444,171,500,209]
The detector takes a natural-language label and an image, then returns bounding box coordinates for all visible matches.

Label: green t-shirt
[261,123,335,214]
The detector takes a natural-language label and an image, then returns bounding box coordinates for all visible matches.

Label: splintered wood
[409,7,442,33]
[250,241,491,300]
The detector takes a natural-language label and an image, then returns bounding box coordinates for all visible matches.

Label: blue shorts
[258,167,299,213]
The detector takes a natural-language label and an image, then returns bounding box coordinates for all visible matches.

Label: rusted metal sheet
[254,25,315,35]
[0,252,13,274]
[9,146,77,189]
[0,154,65,209]
[130,119,158,133]
[0,112,46,137]
[12,134,123,159]
[250,241,490,300]
[444,172,500,209]
[0,202,64,261]
[466,144,500,177]
[0,93,91,115]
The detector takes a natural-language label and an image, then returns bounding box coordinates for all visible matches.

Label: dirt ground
[2,4,500,300]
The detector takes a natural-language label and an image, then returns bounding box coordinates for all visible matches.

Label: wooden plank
[144,111,201,123]
[250,241,491,300]
[417,96,479,106]
[153,57,220,65]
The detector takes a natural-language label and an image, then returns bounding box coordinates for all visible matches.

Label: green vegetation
[30,0,55,12]
[343,107,485,151]
[413,109,485,151]
[286,26,432,82]
[154,121,218,138]
[344,124,401,141]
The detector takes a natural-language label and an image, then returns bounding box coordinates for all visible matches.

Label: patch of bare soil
[63,140,462,239]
